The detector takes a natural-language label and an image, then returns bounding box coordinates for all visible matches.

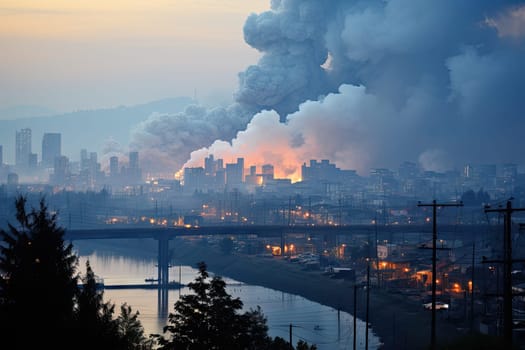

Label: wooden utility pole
[353,284,357,350]
[470,242,475,333]
[375,216,379,288]
[365,258,370,350]
[289,324,293,350]
[484,200,525,348]
[418,200,463,350]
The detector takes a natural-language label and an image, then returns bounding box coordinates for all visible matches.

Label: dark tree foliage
[156,261,316,350]
[74,259,122,348]
[0,195,152,349]
[0,195,79,346]
[269,337,291,350]
[74,260,153,349]
[117,303,155,349]
[296,340,317,350]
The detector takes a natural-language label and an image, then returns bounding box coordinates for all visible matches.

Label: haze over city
[1,0,524,181]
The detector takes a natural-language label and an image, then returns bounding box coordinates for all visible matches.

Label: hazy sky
[2,0,524,178]
[0,0,269,114]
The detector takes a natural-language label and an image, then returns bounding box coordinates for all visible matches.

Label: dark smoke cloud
[237,0,337,116]
[132,0,525,178]
[129,104,257,178]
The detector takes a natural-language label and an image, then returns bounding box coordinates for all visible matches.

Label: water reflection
[77,251,381,349]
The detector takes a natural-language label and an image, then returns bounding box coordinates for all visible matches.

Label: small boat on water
[145,277,158,283]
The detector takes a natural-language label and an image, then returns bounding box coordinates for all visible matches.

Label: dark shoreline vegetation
[76,237,508,350]
[0,196,317,349]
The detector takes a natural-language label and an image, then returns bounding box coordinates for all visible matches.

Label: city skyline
[1,1,524,189]
[3,126,525,173]
[1,127,523,202]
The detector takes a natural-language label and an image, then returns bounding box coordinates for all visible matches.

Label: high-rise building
[42,133,61,168]
[398,161,420,180]
[52,155,69,184]
[90,152,98,165]
[29,153,38,169]
[302,159,338,182]
[502,163,518,181]
[225,158,244,187]
[237,157,244,178]
[15,128,31,168]
[129,151,139,170]
[127,151,142,183]
[262,164,274,179]
[110,156,119,177]
[183,167,205,192]
[501,163,518,193]
[204,154,216,176]
[80,149,89,171]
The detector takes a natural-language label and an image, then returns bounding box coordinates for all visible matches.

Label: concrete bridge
[65,223,498,316]
[65,223,490,290]
[65,223,489,240]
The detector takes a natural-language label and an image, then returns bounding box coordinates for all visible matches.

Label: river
[75,243,381,350]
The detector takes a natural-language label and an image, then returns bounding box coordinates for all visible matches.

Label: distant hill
[0,97,194,164]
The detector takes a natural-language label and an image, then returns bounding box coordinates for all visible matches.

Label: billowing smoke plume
[130,104,257,178]
[133,0,525,179]
[130,0,340,177]
[184,84,391,179]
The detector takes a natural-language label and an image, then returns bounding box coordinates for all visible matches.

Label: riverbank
[171,237,467,350]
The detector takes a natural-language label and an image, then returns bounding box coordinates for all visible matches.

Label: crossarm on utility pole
[484,200,525,349]
[418,199,463,350]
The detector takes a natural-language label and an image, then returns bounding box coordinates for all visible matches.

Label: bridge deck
[65,223,489,241]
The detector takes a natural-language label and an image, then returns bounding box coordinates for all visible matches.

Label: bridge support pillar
[157,235,170,288]
[155,233,171,318]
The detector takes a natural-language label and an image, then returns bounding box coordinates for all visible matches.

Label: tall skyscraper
[110,156,119,177]
[29,153,38,169]
[15,128,31,168]
[129,151,139,170]
[127,151,141,183]
[42,133,61,168]
[226,158,244,187]
[52,155,69,184]
[204,154,216,176]
[80,149,89,171]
